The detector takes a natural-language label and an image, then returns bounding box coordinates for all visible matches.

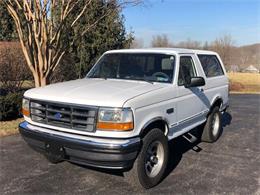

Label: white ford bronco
[20,48,229,188]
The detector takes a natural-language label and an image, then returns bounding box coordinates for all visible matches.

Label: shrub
[0,92,23,121]
[0,42,32,92]
[51,53,78,83]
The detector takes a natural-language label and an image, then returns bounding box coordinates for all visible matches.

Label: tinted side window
[198,55,224,77]
[178,56,197,86]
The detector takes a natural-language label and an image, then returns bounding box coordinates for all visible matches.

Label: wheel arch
[210,96,223,113]
[139,117,169,138]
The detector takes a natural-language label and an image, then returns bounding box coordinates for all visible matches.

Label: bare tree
[211,35,234,67]
[202,41,210,50]
[175,38,201,49]
[151,34,173,47]
[130,37,144,48]
[3,0,140,87]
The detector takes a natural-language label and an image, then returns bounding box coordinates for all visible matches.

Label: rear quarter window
[197,55,224,77]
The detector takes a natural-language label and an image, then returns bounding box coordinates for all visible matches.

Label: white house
[242,65,259,73]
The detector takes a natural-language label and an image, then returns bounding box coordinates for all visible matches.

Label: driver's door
[176,55,204,130]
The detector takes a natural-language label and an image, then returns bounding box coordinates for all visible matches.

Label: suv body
[19,48,229,188]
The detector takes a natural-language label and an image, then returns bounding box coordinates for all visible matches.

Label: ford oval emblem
[54,112,62,119]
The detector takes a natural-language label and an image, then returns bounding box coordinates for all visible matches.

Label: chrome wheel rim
[212,113,220,136]
[145,141,164,178]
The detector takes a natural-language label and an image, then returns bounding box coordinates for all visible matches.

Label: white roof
[105,48,217,55]
[244,65,259,71]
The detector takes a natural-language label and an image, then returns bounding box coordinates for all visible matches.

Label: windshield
[87,53,175,83]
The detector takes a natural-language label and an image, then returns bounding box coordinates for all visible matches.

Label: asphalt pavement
[0,94,259,195]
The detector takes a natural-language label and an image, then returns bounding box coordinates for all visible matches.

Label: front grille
[30,99,98,132]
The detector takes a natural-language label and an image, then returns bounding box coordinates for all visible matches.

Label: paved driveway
[0,94,259,194]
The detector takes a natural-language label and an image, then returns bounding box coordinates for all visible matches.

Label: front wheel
[124,128,168,189]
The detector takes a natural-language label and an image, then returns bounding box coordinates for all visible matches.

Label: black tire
[45,153,63,164]
[124,128,168,189]
[201,106,222,143]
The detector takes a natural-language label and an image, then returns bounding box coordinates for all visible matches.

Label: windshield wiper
[126,76,154,84]
[89,76,154,84]
[89,76,107,80]
[142,78,154,84]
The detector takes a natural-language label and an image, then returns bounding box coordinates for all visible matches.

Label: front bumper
[19,121,140,169]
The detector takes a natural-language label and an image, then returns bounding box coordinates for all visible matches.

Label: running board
[182,133,198,143]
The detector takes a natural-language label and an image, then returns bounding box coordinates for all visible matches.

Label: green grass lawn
[0,118,23,137]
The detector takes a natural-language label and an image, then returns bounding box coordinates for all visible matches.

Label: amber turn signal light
[22,108,30,117]
[97,122,133,131]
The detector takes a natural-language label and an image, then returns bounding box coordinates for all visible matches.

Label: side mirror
[185,77,205,88]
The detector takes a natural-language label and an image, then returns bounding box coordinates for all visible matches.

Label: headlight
[97,108,134,131]
[22,98,30,117]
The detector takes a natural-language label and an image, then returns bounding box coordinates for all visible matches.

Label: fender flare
[210,95,223,111]
[140,117,170,136]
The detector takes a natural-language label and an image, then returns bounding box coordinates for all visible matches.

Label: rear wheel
[124,128,168,189]
[201,106,222,143]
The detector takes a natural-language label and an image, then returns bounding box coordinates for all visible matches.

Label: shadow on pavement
[222,111,232,127]
[164,111,232,179]
[163,135,201,180]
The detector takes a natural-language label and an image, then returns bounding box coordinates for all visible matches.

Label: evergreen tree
[0,2,17,41]
[53,0,133,81]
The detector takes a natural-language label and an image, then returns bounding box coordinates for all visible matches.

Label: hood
[24,78,165,107]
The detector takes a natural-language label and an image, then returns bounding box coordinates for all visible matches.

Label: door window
[178,56,197,86]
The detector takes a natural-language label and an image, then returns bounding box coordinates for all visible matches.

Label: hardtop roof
[105,48,218,55]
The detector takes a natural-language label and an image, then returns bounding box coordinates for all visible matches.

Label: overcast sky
[122,0,260,46]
